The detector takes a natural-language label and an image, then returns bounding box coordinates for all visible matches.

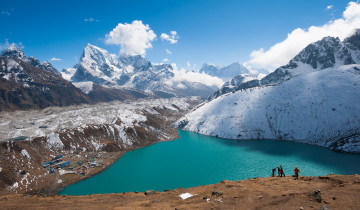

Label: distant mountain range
[176,29,360,153]
[0,43,255,111]
[62,44,220,98]
[199,62,251,80]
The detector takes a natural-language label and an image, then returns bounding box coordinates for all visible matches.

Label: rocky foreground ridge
[0,174,359,209]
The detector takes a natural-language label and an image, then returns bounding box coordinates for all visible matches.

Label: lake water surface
[60,130,360,195]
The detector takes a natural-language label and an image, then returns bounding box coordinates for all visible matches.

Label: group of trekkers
[272,166,300,180]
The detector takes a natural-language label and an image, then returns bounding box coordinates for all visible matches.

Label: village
[40,151,123,190]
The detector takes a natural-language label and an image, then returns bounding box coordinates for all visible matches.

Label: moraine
[60,130,360,195]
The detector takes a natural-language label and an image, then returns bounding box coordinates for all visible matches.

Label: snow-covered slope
[176,65,360,152]
[176,31,360,153]
[209,30,360,100]
[199,62,250,80]
[66,44,218,98]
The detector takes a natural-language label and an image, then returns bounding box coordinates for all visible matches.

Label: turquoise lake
[60,130,360,195]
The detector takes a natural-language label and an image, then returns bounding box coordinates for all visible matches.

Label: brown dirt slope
[0,174,359,210]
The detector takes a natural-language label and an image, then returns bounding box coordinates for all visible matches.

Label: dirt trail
[0,174,359,209]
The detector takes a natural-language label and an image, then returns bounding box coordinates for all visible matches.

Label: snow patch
[180,193,195,200]
[20,149,31,159]
[47,133,64,150]
[73,81,94,94]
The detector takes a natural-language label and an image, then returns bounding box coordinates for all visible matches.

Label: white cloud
[162,58,169,62]
[244,1,360,73]
[84,18,99,22]
[167,63,224,87]
[160,31,179,44]
[166,49,172,54]
[50,57,62,61]
[0,39,23,51]
[105,20,157,56]
[326,5,334,10]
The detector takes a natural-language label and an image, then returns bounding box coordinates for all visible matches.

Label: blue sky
[0,0,354,72]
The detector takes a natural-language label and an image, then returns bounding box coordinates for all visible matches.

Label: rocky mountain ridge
[209,29,360,100]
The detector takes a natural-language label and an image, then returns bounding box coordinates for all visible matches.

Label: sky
[0,0,358,73]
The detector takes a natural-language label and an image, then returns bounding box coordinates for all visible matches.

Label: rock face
[209,29,360,101]
[0,50,90,111]
[175,30,360,153]
[66,44,217,98]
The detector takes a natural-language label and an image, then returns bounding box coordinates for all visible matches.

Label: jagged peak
[0,46,26,58]
[79,43,118,67]
[82,43,109,57]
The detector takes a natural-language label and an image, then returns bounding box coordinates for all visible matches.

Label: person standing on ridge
[272,168,276,177]
[277,166,281,177]
[294,166,300,180]
[280,165,285,177]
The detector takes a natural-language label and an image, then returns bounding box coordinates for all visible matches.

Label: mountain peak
[80,43,117,66]
[0,46,26,58]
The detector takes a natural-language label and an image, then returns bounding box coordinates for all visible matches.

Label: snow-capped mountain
[209,29,360,101]
[0,47,150,111]
[66,44,218,98]
[175,30,360,153]
[199,62,250,80]
[0,46,61,76]
[0,47,90,111]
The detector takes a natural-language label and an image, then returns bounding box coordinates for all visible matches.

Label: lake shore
[1,174,359,209]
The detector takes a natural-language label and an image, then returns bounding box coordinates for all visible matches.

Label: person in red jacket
[272,168,276,177]
[294,166,300,180]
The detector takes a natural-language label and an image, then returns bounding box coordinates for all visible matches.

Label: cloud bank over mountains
[244,1,360,73]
